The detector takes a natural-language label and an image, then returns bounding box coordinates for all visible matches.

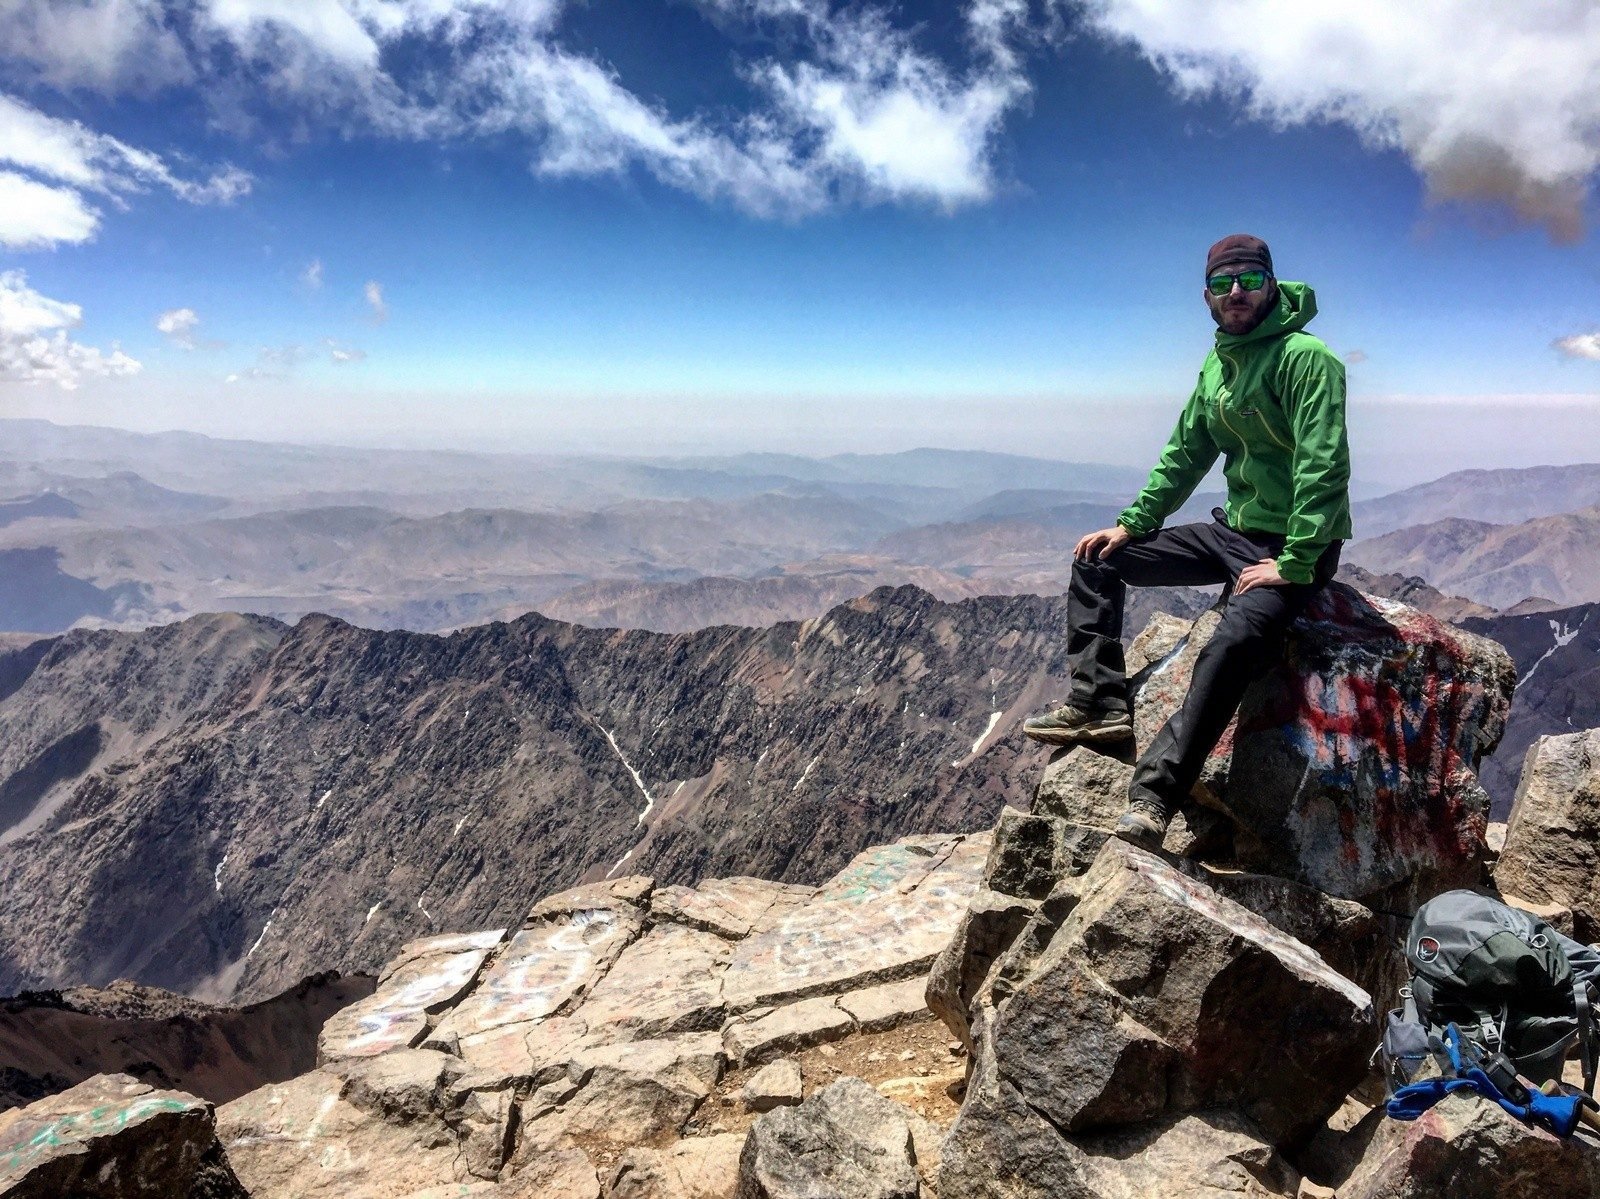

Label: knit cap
[1206,234,1273,277]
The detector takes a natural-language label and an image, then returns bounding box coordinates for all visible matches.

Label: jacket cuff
[1117,508,1157,537]
[1274,555,1315,585]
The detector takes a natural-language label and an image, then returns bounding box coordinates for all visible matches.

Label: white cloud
[155,307,201,349]
[1070,0,1600,241]
[364,280,388,322]
[0,171,101,248]
[0,93,252,248]
[1,0,1037,219]
[0,270,142,389]
[302,258,324,289]
[326,338,366,362]
[1554,332,1600,361]
[224,343,305,382]
[0,0,192,94]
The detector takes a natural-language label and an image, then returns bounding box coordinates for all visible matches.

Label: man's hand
[1235,558,1289,595]
[1074,525,1131,561]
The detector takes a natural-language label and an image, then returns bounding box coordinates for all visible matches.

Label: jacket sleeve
[1118,379,1220,536]
[1275,344,1350,583]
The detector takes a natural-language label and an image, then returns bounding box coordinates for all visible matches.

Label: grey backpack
[1382,890,1600,1094]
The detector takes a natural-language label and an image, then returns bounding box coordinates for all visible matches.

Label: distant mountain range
[1345,506,1600,610]
[6,419,1600,637]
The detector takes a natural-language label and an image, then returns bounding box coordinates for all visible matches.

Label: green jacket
[1117,280,1352,584]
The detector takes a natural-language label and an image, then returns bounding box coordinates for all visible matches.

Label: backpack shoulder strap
[1576,978,1597,1096]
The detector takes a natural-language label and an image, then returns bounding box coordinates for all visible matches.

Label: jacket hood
[1216,280,1316,348]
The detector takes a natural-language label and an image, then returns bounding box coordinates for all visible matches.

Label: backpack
[1380,890,1600,1097]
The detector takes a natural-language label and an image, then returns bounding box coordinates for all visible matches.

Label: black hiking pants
[1066,510,1341,811]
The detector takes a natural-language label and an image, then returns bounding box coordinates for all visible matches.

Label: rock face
[214,831,987,1198]
[0,1072,245,1198]
[1042,584,1514,904]
[0,587,1079,1002]
[1493,728,1600,941]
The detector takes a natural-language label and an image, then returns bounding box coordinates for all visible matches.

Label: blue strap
[1386,1070,1582,1137]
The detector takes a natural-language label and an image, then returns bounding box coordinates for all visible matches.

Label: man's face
[1204,267,1277,336]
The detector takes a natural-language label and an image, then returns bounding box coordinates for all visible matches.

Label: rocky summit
[8,585,1594,1197]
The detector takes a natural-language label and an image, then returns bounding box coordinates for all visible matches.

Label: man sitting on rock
[1024,233,1351,850]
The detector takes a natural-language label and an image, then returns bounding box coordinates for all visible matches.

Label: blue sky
[0,1,1597,481]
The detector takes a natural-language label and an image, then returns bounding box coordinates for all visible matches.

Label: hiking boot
[1114,796,1172,850]
[1022,703,1133,746]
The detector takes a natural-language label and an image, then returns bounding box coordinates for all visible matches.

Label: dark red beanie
[1206,234,1273,277]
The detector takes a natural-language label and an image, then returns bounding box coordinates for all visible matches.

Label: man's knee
[1072,553,1122,588]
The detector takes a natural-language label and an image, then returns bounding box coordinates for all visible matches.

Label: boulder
[735,1077,919,1199]
[925,887,1038,1051]
[741,1059,803,1112]
[938,1076,1300,1199]
[0,1073,245,1199]
[1207,588,1510,902]
[1493,729,1600,942]
[954,840,1373,1149]
[1195,864,1407,1005]
[1334,1095,1600,1199]
[1048,587,1513,904]
[608,1133,746,1199]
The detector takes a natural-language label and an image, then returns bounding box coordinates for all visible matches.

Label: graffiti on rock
[323,946,493,1058]
[451,908,628,1036]
[0,1096,194,1177]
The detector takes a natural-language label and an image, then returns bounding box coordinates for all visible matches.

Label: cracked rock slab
[217,1067,468,1199]
[432,902,642,1044]
[650,878,815,941]
[721,835,988,1011]
[321,940,500,1061]
[512,1035,725,1161]
[723,994,855,1066]
[835,976,932,1033]
[608,1132,746,1199]
[572,923,731,1039]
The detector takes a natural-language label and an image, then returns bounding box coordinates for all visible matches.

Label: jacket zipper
[1214,350,1260,528]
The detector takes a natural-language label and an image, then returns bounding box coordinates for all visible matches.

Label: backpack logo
[1417,936,1440,963]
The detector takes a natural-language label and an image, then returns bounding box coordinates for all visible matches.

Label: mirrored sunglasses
[1206,270,1270,296]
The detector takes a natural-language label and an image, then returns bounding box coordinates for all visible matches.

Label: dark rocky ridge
[0,972,374,1112]
[0,585,1204,1005]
